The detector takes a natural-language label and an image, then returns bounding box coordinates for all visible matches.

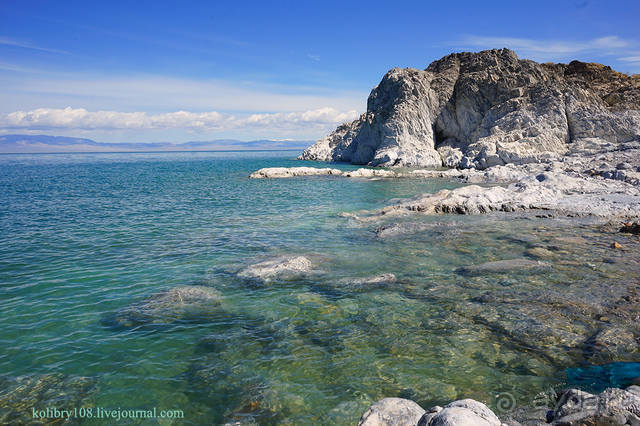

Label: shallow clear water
[1,151,639,424]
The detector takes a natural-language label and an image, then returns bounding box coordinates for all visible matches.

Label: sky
[0,0,639,143]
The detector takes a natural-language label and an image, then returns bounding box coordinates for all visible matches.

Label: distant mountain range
[0,134,313,153]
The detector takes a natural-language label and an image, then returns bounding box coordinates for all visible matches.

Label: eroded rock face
[300,49,640,169]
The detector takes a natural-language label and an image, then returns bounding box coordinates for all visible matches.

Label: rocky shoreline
[247,49,640,424]
[252,143,640,221]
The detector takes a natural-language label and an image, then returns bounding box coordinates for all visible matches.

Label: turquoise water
[1,151,639,424]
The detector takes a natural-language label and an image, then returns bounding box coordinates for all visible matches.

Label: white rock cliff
[299,49,640,169]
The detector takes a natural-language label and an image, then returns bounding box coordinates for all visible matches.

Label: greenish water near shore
[1,151,639,424]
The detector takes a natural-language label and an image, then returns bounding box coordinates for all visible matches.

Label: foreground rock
[419,399,502,426]
[360,385,640,425]
[114,285,223,327]
[238,255,314,283]
[358,398,425,426]
[300,48,639,169]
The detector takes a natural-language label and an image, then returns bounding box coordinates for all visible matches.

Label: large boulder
[300,49,640,169]
[358,397,426,426]
[420,399,502,426]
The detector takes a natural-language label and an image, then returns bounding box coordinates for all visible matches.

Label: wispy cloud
[307,54,321,62]
[0,107,360,133]
[453,35,636,62]
[0,73,366,115]
[619,53,640,66]
[0,36,69,54]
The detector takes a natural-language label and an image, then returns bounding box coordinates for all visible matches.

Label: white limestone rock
[343,168,398,178]
[422,399,502,426]
[249,167,342,178]
[300,49,640,170]
[357,169,640,219]
[358,397,426,426]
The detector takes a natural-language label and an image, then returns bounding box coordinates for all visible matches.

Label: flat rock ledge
[360,385,640,425]
[249,167,343,178]
[249,166,398,178]
[351,168,640,220]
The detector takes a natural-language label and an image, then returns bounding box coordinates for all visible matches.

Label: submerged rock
[358,397,425,426]
[525,247,556,260]
[238,256,314,283]
[336,273,397,291]
[353,273,397,285]
[113,285,223,327]
[300,49,640,169]
[457,259,548,276]
[0,373,97,424]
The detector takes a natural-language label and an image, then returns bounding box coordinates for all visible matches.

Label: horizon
[1,0,639,144]
[0,133,313,154]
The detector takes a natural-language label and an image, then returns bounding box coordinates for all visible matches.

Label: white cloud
[0,73,366,115]
[455,35,636,61]
[619,55,640,63]
[1,106,360,133]
[0,36,69,54]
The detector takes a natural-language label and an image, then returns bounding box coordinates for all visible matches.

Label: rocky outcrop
[300,49,640,169]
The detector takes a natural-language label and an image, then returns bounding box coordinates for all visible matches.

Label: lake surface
[1,151,639,424]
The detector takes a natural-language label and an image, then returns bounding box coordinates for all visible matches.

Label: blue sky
[1,0,639,142]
